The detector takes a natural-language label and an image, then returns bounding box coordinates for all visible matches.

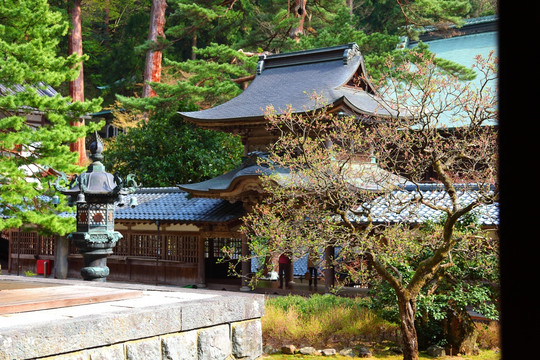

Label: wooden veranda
[3,220,247,288]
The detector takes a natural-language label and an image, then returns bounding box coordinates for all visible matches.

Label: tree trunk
[142,0,167,98]
[397,293,419,360]
[289,0,307,41]
[69,0,86,166]
[367,253,421,360]
[191,33,197,60]
[104,0,110,37]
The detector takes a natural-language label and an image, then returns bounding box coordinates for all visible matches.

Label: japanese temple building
[179,43,392,155]
[177,43,402,203]
[3,39,499,291]
[175,43,404,290]
[2,43,397,289]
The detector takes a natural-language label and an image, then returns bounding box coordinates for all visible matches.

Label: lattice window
[9,231,55,256]
[114,235,129,256]
[130,233,159,257]
[208,237,241,260]
[165,235,198,263]
[11,231,39,255]
[39,235,55,256]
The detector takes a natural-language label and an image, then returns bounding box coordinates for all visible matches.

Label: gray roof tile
[353,185,498,226]
[128,185,497,227]
[178,43,398,125]
[114,187,244,224]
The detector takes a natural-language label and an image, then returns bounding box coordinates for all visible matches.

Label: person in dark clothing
[278,253,290,289]
[307,250,318,288]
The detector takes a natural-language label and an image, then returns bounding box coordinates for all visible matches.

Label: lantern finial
[89,131,104,162]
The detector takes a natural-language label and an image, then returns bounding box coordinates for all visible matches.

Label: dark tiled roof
[12,186,496,227]
[416,15,498,42]
[178,164,266,193]
[114,187,244,224]
[180,167,497,227]
[179,153,410,196]
[354,184,498,226]
[179,43,398,126]
[0,82,59,98]
[178,159,288,195]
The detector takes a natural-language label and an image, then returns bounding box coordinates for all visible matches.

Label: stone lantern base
[69,231,123,281]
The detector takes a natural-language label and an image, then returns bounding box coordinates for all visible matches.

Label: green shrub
[266,293,369,316]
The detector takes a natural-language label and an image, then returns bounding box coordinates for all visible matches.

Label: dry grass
[476,321,500,350]
[263,351,500,359]
[262,294,501,360]
[262,294,399,349]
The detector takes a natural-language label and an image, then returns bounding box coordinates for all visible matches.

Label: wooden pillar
[287,259,294,287]
[324,246,335,293]
[154,221,159,285]
[54,236,69,279]
[197,236,206,288]
[240,235,251,291]
[7,230,13,274]
[127,228,132,281]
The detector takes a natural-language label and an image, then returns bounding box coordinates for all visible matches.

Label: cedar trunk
[142,0,167,98]
[289,0,307,41]
[69,0,86,165]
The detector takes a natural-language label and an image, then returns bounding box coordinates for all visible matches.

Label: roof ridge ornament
[256,43,360,74]
[256,56,265,75]
[343,43,360,65]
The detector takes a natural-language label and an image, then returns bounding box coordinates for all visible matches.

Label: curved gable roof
[114,187,245,224]
[178,43,396,129]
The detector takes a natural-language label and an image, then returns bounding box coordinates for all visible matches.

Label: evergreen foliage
[103,43,250,187]
[78,0,152,104]
[103,1,483,187]
[162,43,258,108]
[0,0,102,235]
[75,0,497,104]
[0,0,496,233]
[103,110,243,187]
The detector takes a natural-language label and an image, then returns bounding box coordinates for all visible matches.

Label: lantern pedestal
[69,229,123,281]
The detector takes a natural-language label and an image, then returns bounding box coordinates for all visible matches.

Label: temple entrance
[0,235,8,272]
[204,237,242,285]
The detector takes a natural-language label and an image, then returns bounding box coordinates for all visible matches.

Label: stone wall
[35,319,262,360]
[0,277,264,360]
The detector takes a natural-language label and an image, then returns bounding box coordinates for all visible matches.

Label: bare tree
[242,51,498,360]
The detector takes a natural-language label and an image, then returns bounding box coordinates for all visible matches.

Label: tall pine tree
[0,0,102,235]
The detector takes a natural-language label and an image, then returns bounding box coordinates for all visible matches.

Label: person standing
[307,250,318,289]
[278,253,291,289]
